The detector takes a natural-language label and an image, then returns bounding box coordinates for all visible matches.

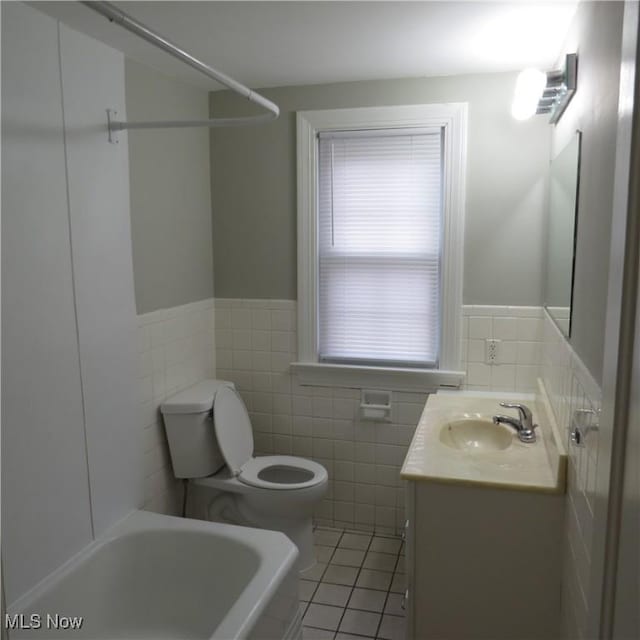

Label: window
[318,128,442,367]
[295,105,467,390]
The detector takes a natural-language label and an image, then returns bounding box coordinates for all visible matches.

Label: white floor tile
[323,564,359,586]
[384,593,404,617]
[302,562,327,581]
[331,548,366,567]
[378,615,405,640]
[313,583,352,608]
[389,572,405,594]
[303,625,335,640]
[303,604,344,632]
[335,634,374,640]
[300,579,319,601]
[339,532,371,550]
[347,588,387,613]
[363,551,397,572]
[316,545,335,563]
[339,609,381,637]
[369,537,402,555]
[356,569,392,591]
[314,529,342,547]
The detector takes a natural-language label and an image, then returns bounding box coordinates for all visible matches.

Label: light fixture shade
[511,68,547,121]
[511,99,538,121]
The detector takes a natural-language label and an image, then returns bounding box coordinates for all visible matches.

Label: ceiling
[33,1,578,91]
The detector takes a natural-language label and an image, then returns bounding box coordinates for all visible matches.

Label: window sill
[290,362,465,393]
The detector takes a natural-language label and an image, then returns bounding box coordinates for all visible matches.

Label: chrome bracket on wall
[107,109,119,145]
[83,1,279,139]
[570,407,599,447]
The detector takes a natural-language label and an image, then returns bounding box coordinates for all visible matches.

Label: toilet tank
[160,380,233,478]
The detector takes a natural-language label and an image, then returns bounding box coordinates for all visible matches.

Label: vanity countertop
[400,388,567,493]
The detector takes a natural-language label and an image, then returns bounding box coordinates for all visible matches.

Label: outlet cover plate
[485,339,501,364]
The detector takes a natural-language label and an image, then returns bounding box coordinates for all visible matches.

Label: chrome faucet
[493,402,537,443]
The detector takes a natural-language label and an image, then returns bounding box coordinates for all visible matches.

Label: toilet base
[205,491,316,571]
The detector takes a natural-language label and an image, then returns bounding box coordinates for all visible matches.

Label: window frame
[295,104,467,390]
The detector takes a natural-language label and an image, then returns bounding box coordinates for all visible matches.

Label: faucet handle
[499,402,533,428]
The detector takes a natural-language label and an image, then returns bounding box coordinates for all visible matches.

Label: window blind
[317,128,443,367]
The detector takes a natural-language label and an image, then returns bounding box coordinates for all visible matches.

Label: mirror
[544,131,581,337]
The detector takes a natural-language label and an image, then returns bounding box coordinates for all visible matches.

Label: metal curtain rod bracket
[81,1,280,141]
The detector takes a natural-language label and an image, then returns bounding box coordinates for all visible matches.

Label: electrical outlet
[485,339,501,364]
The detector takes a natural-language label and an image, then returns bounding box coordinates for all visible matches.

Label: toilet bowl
[161,380,328,570]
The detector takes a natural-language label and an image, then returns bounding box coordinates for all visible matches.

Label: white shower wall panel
[1,2,94,604]
[2,3,142,605]
[59,23,142,537]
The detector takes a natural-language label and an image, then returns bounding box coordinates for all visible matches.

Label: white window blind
[317,128,443,367]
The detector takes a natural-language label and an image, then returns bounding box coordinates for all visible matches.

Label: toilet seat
[238,455,328,490]
[213,385,327,491]
[213,385,255,476]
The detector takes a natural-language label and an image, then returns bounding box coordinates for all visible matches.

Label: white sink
[401,394,564,492]
[439,417,513,451]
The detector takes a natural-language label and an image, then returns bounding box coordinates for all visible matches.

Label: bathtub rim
[8,509,299,640]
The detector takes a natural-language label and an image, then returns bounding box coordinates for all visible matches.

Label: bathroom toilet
[161,379,328,570]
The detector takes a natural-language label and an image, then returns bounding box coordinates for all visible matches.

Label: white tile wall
[461,305,544,392]
[140,297,599,632]
[546,306,571,336]
[215,298,424,535]
[214,299,547,535]
[134,295,594,632]
[539,310,602,640]
[136,298,215,515]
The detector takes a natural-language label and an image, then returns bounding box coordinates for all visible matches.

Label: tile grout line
[305,528,405,640]
[337,529,376,639]
[306,528,349,637]
[303,526,342,621]
[308,529,373,638]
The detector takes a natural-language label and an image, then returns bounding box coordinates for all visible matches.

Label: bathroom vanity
[401,388,567,640]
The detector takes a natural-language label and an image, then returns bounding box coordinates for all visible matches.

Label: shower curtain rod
[81,1,280,135]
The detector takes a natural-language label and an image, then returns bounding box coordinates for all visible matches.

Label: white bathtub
[9,510,301,639]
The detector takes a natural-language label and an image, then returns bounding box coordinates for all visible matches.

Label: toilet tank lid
[160,380,234,414]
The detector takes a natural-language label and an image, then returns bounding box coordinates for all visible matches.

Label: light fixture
[511,68,547,121]
[511,53,578,124]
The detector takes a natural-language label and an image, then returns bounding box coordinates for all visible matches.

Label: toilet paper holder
[360,389,392,422]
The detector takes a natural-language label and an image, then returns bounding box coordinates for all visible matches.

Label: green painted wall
[126,60,214,314]
[209,72,550,303]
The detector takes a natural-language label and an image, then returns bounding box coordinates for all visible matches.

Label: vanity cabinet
[404,480,564,640]
[401,391,567,640]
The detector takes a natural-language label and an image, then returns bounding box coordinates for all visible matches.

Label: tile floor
[300,527,406,640]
